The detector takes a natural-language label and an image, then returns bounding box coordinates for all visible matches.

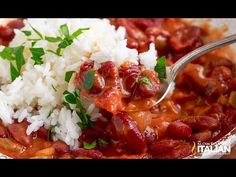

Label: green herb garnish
[75,88,80,96]
[65,94,77,104]
[15,46,25,72]
[10,63,20,81]
[0,46,25,81]
[51,85,57,92]
[31,41,37,47]
[155,56,166,79]
[62,101,71,110]
[30,48,45,65]
[60,24,70,37]
[25,24,89,56]
[138,76,152,86]
[47,110,53,118]
[46,49,61,56]
[55,24,89,56]
[56,47,62,56]
[29,24,43,39]
[77,110,93,130]
[65,71,75,83]
[45,36,63,43]
[63,90,71,95]
[63,90,77,104]
[0,47,15,60]
[83,141,96,150]
[27,38,41,41]
[21,30,32,36]
[84,70,95,90]
[63,89,93,130]
[98,138,108,146]
[71,28,90,39]
[58,38,73,49]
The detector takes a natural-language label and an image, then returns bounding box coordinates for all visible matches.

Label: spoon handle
[169,34,236,82]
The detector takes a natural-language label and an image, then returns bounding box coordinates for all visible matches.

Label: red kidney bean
[0,125,6,138]
[74,60,94,88]
[182,116,220,131]
[0,25,14,41]
[196,56,234,70]
[99,109,113,120]
[137,39,151,53]
[133,18,164,31]
[7,123,33,147]
[92,118,109,134]
[205,103,224,122]
[80,128,100,144]
[210,66,232,82]
[132,70,160,100]
[119,64,141,93]
[220,108,236,129]
[114,19,146,41]
[89,71,105,94]
[137,70,160,98]
[132,18,154,31]
[99,142,129,157]
[7,19,24,29]
[126,36,139,49]
[72,148,103,159]
[210,66,232,93]
[149,139,181,155]
[206,103,223,115]
[98,61,119,85]
[145,26,170,37]
[204,79,223,97]
[59,153,73,159]
[52,141,70,154]
[191,129,212,142]
[80,60,94,73]
[177,63,223,97]
[112,153,151,159]
[74,61,105,95]
[228,78,236,92]
[110,18,167,52]
[226,109,236,124]
[169,26,203,52]
[166,121,192,140]
[37,126,48,139]
[110,19,149,52]
[176,63,200,88]
[111,112,147,154]
[155,143,192,159]
[22,118,31,126]
[209,57,233,69]
[171,90,197,103]
[143,127,158,145]
[105,122,118,141]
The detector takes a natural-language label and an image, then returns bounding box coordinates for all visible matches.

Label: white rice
[0,18,158,148]
[139,43,157,69]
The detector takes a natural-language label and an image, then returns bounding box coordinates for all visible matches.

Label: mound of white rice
[0,18,158,148]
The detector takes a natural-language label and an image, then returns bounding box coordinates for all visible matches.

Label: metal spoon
[152,33,236,107]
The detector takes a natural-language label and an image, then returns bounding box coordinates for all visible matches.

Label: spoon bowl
[150,33,236,109]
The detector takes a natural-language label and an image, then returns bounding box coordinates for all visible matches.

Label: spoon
[152,33,236,107]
